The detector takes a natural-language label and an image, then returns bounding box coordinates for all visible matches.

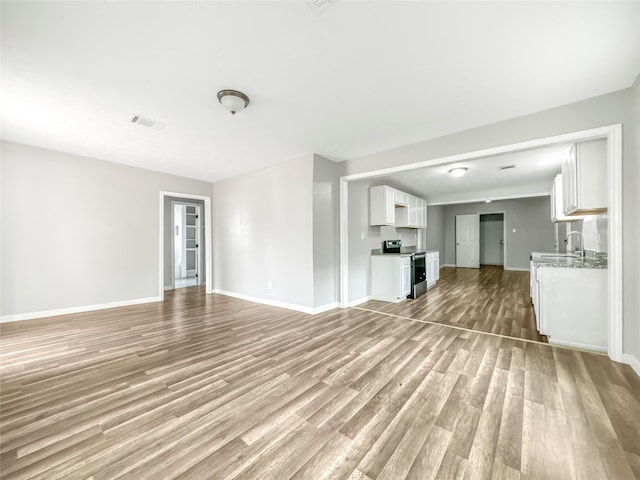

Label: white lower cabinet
[426,251,439,288]
[536,267,607,351]
[371,255,411,303]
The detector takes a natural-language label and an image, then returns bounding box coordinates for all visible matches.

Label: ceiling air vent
[130,114,165,130]
[498,165,516,171]
[306,0,336,13]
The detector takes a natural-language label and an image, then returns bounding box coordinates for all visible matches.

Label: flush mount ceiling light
[449,167,468,178]
[217,89,250,115]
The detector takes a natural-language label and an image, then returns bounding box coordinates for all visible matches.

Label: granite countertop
[371,247,438,257]
[371,251,412,257]
[530,252,608,269]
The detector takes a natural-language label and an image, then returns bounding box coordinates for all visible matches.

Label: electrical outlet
[268,281,273,290]
[361,232,365,240]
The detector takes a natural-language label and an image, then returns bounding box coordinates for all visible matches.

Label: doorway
[480,213,504,267]
[173,203,201,288]
[159,191,213,300]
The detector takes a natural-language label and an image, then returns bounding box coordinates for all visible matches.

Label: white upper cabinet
[550,174,582,223]
[394,190,410,207]
[372,185,427,229]
[561,139,607,216]
[370,186,396,226]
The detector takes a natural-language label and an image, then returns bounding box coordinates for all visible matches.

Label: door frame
[170,200,203,289]
[479,211,506,267]
[159,191,213,300]
[339,124,623,362]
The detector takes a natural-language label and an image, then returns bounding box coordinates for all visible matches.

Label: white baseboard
[313,302,340,314]
[0,296,161,323]
[348,296,371,307]
[622,353,640,377]
[441,264,456,268]
[505,267,530,272]
[213,289,336,315]
[164,285,174,291]
[547,338,607,353]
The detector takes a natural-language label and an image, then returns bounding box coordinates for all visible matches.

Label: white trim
[505,267,530,272]
[441,264,456,268]
[339,178,349,308]
[0,297,160,323]
[606,125,623,362]
[547,338,608,354]
[313,302,340,314]
[622,354,640,378]
[160,191,214,301]
[338,124,623,363]
[349,295,372,307]
[213,289,316,315]
[428,191,548,206]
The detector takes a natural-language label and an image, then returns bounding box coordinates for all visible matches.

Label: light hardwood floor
[1,287,639,479]
[360,266,544,342]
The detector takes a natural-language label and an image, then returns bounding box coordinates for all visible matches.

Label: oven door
[409,253,427,298]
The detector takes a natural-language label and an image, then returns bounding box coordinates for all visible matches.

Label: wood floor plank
[1,280,638,480]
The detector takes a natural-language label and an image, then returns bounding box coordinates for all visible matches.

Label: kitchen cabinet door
[537,267,607,351]
[371,255,411,303]
[551,174,582,222]
[401,263,411,297]
[562,139,607,216]
[370,186,395,225]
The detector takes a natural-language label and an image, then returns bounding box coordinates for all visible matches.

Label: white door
[456,214,480,268]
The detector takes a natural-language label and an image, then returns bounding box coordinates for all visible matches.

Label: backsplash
[380,225,419,248]
[566,213,608,253]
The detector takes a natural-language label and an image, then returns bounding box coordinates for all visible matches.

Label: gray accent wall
[312,155,343,309]
[442,197,554,270]
[212,154,315,310]
[425,205,445,260]
[629,74,640,363]
[1,141,213,317]
[343,84,640,366]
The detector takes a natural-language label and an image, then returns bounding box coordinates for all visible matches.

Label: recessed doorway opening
[480,213,504,267]
[173,203,201,288]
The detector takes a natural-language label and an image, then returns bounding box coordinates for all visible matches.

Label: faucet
[565,231,585,259]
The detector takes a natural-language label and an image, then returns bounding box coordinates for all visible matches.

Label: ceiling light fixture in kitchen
[217,89,250,115]
[449,167,468,178]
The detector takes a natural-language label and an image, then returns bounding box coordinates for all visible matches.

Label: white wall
[443,197,554,270]
[212,154,315,310]
[344,85,639,362]
[0,141,213,318]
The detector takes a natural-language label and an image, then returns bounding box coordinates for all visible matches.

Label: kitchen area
[529,137,609,352]
[349,136,610,354]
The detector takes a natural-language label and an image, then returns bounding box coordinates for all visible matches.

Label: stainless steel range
[381,240,427,299]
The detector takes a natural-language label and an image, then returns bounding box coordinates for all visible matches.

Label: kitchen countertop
[371,248,439,257]
[530,252,608,269]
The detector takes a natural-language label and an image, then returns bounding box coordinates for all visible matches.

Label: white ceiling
[2,1,639,183]
[370,143,573,204]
